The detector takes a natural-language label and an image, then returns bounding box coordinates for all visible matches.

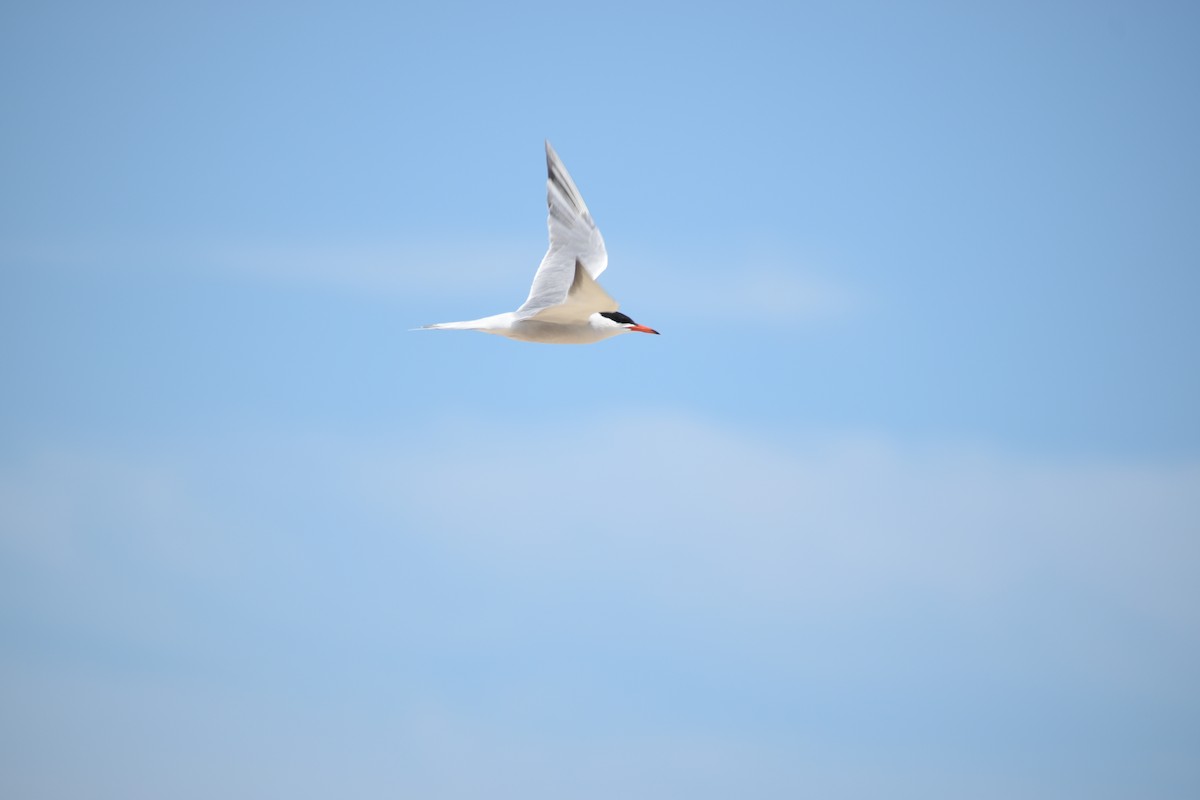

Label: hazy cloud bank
[2,414,1198,799]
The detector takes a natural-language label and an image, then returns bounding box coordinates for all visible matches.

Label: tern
[422,141,659,344]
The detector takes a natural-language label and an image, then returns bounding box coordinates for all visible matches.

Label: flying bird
[422,141,659,344]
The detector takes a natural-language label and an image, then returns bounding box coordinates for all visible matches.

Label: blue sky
[2,1,1198,798]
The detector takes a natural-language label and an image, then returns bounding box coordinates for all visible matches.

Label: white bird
[422,141,659,344]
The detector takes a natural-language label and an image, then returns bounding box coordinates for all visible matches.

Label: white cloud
[643,263,857,323]
[208,239,534,298]
[1,237,860,324]
[0,236,533,298]
[6,415,1196,641]
[363,415,1200,631]
[584,237,864,326]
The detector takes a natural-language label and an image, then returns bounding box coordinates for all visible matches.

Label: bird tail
[414,313,512,333]
[414,320,481,331]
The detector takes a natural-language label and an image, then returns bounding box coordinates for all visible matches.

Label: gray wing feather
[515,141,610,320]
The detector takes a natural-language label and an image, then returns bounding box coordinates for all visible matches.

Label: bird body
[425,312,631,344]
[422,142,658,344]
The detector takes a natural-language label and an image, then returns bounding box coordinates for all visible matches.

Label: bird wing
[514,141,611,321]
[526,259,618,324]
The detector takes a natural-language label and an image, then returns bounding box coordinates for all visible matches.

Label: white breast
[494,319,624,344]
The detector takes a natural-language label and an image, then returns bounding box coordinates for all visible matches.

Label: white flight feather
[515,141,612,321]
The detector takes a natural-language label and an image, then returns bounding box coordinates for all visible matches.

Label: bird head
[599,310,659,335]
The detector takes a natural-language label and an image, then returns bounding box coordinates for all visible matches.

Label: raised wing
[514,141,610,320]
[526,259,618,324]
